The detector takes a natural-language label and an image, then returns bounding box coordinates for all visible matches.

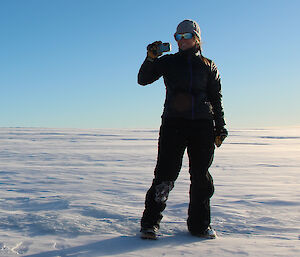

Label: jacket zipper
[188,57,195,119]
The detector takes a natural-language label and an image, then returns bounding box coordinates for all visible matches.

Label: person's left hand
[214,127,228,147]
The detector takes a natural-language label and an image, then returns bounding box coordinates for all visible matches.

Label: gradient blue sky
[1,0,299,129]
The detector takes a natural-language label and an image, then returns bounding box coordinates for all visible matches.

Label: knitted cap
[175,19,201,41]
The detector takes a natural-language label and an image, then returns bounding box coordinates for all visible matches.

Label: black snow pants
[141,117,215,234]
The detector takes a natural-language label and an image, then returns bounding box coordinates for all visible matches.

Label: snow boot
[140,226,159,240]
[190,226,217,239]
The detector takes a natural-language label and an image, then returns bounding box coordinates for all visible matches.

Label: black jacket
[138,46,226,128]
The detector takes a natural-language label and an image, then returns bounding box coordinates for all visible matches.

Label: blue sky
[0,0,299,129]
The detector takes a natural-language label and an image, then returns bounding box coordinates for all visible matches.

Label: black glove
[214,126,228,147]
[147,41,163,60]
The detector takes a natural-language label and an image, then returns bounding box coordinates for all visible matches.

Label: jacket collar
[178,45,201,58]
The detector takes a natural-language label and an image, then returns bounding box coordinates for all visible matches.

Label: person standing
[138,19,228,239]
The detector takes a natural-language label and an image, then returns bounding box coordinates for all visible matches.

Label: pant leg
[141,118,187,229]
[186,119,215,233]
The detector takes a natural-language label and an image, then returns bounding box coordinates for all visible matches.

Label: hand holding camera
[147,41,171,61]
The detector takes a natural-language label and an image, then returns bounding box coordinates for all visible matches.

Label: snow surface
[0,127,299,256]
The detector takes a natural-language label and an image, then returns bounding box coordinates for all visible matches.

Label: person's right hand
[147,41,163,60]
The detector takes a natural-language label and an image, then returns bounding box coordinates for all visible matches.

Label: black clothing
[138,46,225,234]
[138,46,225,128]
[141,118,215,233]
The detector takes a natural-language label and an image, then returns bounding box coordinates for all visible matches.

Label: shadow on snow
[23,232,209,257]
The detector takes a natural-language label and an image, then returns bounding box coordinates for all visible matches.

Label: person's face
[176,34,196,51]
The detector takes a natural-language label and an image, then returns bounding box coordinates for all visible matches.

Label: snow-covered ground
[0,127,299,256]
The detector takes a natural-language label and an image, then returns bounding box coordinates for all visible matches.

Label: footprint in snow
[0,242,8,251]
[0,242,6,250]
[11,241,31,255]
[53,241,71,250]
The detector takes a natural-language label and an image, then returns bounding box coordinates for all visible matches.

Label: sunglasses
[174,33,194,41]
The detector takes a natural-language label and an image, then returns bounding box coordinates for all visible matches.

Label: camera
[157,43,171,54]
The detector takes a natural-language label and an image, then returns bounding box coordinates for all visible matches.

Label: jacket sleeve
[207,61,226,128]
[137,56,166,86]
